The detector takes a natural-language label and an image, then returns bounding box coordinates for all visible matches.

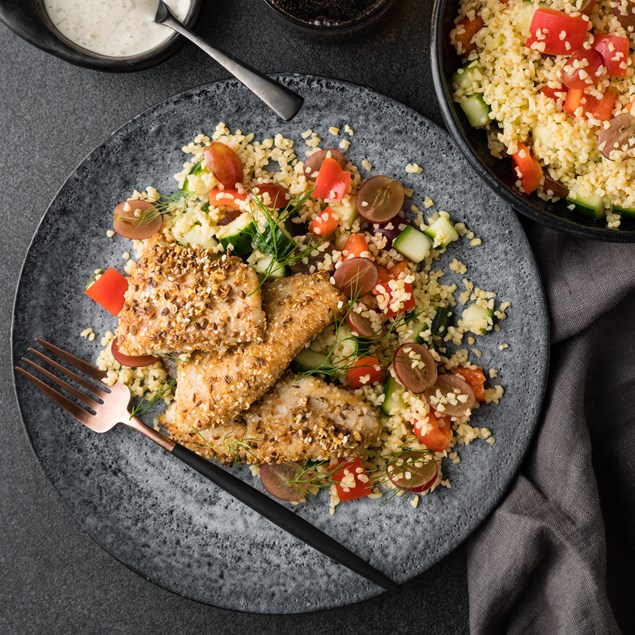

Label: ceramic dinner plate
[12,75,549,613]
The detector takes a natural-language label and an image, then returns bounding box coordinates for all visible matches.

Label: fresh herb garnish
[129,379,176,419]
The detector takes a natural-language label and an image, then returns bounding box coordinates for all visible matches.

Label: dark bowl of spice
[263,0,395,33]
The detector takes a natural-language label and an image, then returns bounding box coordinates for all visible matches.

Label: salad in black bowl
[431,0,635,242]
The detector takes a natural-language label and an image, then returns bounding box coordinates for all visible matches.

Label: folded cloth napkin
[467,224,635,634]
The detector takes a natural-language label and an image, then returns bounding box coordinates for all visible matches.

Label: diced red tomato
[541,84,568,101]
[564,87,618,121]
[347,356,385,389]
[593,34,630,77]
[526,9,590,56]
[388,261,410,280]
[203,142,243,188]
[312,157,351,202]
[343,233,371,259]
[512,143,543,195]
[413,411,453,452]
[85,268,128,316]
[209,188,247,210]
[375,264,391,283]
[590,88,618,121]
[453,367,487,402]
[332,458,373,501]
[309,206,339,237]
[454,15,484,55]
[627,99,635,112]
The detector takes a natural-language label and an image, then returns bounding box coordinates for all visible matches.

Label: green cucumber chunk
[424,216,459,247]
[431,306,454,336]
[451,61,483,92]
[180,225,219,250]
[252,219,296,260]
[382,375,405,416]
[292,348,329,372]
[612,204,635,219]
[460,94,491,128]
[253,254,286,278]
[461,303,494,335]
[217,213,255,256]
[566,185,605,220]
[393,226,433,263]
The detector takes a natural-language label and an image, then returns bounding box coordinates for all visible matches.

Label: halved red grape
[346,310,378,338]
[333,258,378,298]
[260,462,308,503]
[113,199,162,240]
[393,343,437,394]
[203,141,243,188]
[303,148,346,181]
[387,452,439,492]
[561,49,606,89]
[371,222,403,249]
[356,176,404,224]
[111,336,160,368]
[424,374,476,417]
[253,183,290,209]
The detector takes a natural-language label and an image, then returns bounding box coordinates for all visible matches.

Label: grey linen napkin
[467,225,635,634]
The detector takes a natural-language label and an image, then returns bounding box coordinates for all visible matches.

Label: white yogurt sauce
[44,0,191,58]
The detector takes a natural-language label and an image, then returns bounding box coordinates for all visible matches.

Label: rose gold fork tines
[16,338,174,449]
[15,338,399,592]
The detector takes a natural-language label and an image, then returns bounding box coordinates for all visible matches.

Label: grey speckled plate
[12,75,549,614]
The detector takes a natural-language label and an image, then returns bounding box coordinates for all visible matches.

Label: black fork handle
[170,443,400,593]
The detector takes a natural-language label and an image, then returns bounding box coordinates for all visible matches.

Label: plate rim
[10,73,551,613]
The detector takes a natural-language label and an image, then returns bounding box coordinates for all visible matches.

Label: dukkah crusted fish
[164,272,344,431]
[164,374,381,464]
[115,240,264,356]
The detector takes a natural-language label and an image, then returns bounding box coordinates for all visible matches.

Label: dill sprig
[131,191,194,227]
[247,188,324,287]
[129,379,175,419]
[287,460,341,491]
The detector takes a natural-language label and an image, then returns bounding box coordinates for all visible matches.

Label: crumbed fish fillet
[164,374,381,464]
[115,240,264,356]
[165,272,344,429]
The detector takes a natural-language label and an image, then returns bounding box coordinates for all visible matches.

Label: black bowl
[431,0,635,242]
[0,0,201,72]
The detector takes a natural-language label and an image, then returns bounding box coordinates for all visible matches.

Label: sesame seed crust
[163,271,345,433]
[115,238,265,356]
[163,373,380,465]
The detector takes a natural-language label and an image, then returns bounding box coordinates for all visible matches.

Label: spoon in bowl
[154,0,303,121]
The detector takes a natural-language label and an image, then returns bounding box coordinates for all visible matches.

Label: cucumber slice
[460,303,495,335]
[566,184,605,220]
[217,213,255,256]
[252,254,286,278]
[612,204,635,219]
[292,348,329,372]
[424,216,459,247]
[460,94,490,128]
[431,306,454,336]
[393,226,433,263]
[330,199,358,228]
[409,320,429,342]
[382,376,405,416]
[180,225,219,250]
[451,61,483,92]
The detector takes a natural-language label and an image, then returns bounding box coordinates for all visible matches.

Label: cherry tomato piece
[85,268,128,316]
[332,458,373,501]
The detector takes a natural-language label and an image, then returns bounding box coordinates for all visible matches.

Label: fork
[16,338,399,593]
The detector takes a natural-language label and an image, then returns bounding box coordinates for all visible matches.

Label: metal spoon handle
[155,1,303,121]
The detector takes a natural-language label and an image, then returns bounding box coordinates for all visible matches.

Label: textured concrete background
[0,1,471,632]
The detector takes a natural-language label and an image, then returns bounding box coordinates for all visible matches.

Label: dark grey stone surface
[0,1,477,632]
